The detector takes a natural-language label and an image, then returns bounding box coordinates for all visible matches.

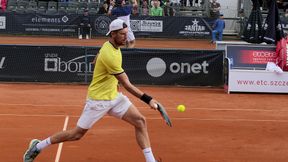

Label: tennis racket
[157,103,172,127]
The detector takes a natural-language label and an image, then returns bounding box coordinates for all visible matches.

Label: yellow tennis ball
[177,104,185,112]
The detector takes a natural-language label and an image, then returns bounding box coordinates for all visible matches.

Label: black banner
[262,0,284,44]
[0,13,213,38]
[0,45,90,82]
[122,48,223,86]
[241,0,263,43]
[0,45,224,86]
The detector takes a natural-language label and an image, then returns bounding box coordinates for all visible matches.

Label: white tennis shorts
[127,27,135,42]
[77,93,132,129]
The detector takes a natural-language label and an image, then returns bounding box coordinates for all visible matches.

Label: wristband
[140,93,152,104]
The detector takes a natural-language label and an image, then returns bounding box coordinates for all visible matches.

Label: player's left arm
[115,72,157,109]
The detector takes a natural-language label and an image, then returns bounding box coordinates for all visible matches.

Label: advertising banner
[0,45,224,86]
[0,16,6,30]
[0,45,92,82]
[228,70,288,93]
[226,45,276,69]
[0,13,213,38]
[8,13,79,35]
[122,49,224,86]
[225,45,288,93]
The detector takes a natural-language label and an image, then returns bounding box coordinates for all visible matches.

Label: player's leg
[218,31,223,41]
[23,126,88,162]
[79,25,84,39]
[123,105,150,148]
[211,30,217,43]
[50,127,88,144]
[24,99,110,162]
[122,105,159,162]
[126,27,136,48]
[108,93,157,162]
[83,26,90,39]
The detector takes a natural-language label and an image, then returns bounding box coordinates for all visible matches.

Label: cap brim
[106,31,111,36]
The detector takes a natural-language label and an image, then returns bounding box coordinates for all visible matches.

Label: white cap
[106,19,126,36]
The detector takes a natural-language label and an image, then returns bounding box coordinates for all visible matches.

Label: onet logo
[0,57,5,69]
[146,57,209,77]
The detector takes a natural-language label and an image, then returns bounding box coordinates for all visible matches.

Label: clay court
[0,36,288,162]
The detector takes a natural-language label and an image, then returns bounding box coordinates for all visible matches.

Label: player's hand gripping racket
[157,103,172,127]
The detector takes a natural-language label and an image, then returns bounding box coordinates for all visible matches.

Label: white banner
[228,70,288,93]
[0,16,6,30]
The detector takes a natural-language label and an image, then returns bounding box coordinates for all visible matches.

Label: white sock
[36,137,51,151]
[143,147,156,162]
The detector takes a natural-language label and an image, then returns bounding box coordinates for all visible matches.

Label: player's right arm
[107,0,115,15]
[115,72,158,109]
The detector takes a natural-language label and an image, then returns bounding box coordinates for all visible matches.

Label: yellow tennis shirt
[87,41,124,100]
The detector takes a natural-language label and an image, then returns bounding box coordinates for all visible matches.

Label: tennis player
[23,19,162,162]
[110,0,137,48]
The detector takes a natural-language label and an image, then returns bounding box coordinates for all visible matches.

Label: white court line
[174,108,288,112]
[0,113,66,117]
[1,102,288,112]
[148,117,288,123]
[55,116,69,162]
[0,113,288,123]
[0,103,80,107]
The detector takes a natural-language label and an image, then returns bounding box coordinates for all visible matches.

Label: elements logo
[0,16,6,29]
[0,57,6,69]
[44,54,95,73]
[62,16,69,23]
[146,57,209,77]
[31,16,69,24]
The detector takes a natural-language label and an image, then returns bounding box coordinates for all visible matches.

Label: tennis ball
[177,104,186,112]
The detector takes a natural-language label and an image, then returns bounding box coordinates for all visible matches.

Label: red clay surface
[1,84,288,162]
[0,36,216,49]
[0,36,288,162]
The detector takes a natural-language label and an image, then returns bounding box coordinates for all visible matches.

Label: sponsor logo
[130,20,141,31]
[185,19,205,32]
[0,57,6,69]
[239,50,277,64]
[0,16,6,29]
[44,53,95,74]
[146,57,209,77]
[179,19,209,36]
[31,16,69,24]
[141,20,162,32]
[146,58,166,77]
[131,20,163,32]
[94,16,111,34]
[62,16,69,23]
[252,51,276,58]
